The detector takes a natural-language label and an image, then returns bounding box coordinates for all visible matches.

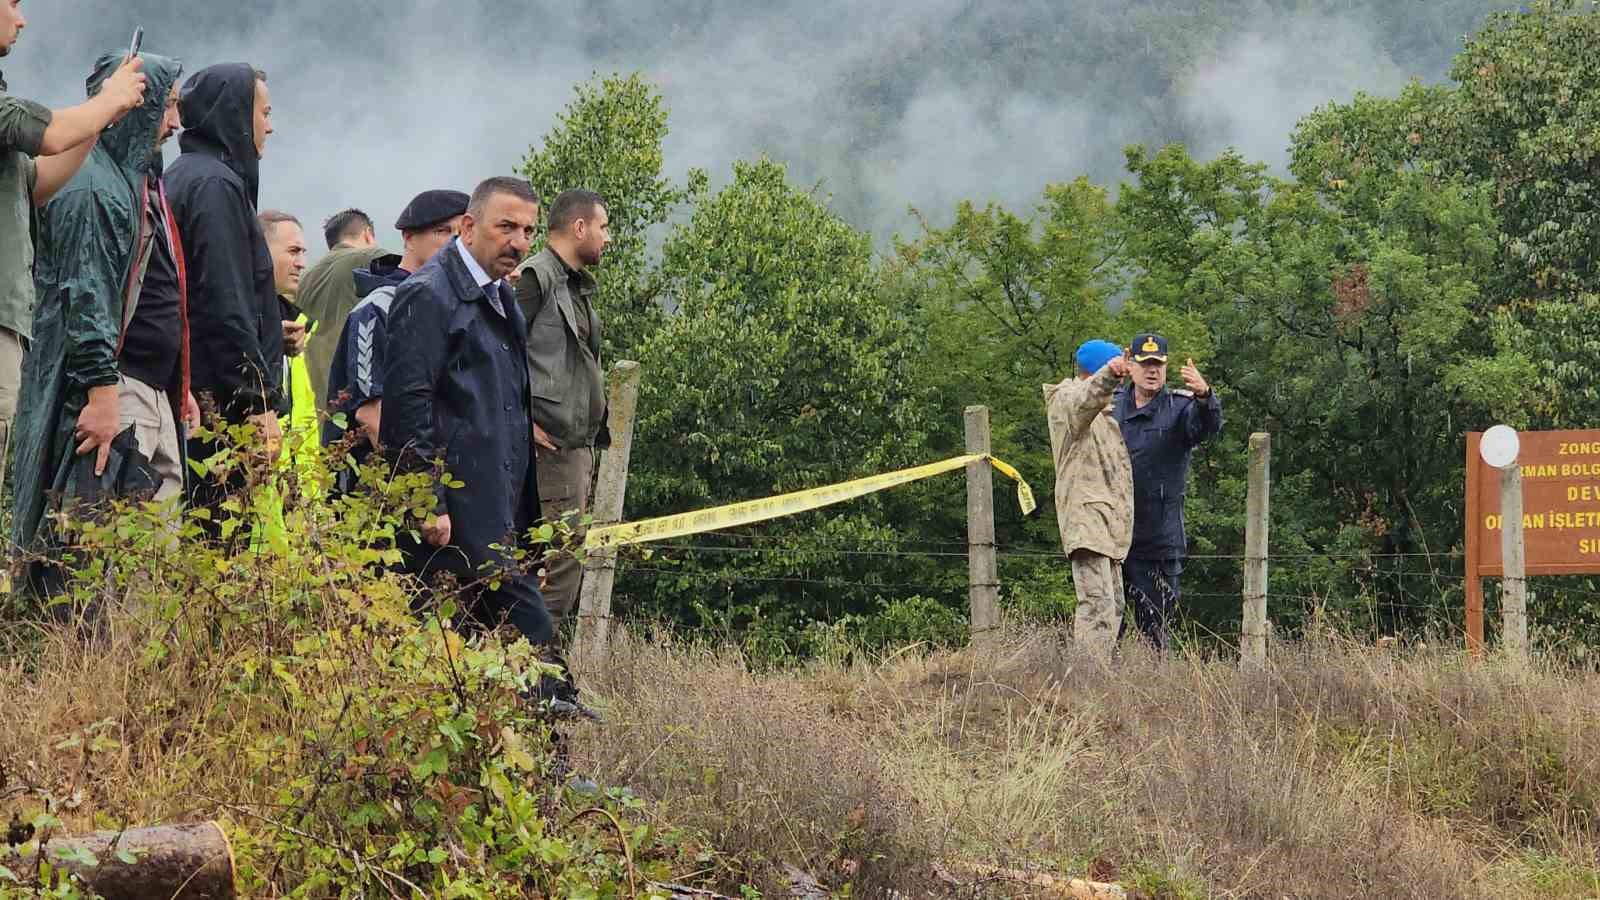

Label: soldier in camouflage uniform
[1044,339,1133,662]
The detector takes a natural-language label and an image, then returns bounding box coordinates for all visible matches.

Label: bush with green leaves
[0,419,721,898]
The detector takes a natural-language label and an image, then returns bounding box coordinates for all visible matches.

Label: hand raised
[101,56,148,118]
[1181,358,1210,396]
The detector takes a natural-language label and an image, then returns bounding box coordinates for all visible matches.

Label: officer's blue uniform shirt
[1113,385,1223,560]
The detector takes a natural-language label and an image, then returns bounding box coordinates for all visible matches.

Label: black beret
[394,189,469,231]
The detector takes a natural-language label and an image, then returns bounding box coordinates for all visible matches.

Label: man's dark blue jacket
[379,238,549,642]
[322,254,404,452]
[1113,386,1223,560]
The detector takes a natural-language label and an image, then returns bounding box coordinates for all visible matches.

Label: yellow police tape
[585,454,1035,550]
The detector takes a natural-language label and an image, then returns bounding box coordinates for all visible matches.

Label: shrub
[0,421,718,897]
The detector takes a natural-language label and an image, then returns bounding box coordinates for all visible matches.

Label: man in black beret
[321,188,467,489]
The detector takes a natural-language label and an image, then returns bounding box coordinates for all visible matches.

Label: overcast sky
[4,1,1481,258]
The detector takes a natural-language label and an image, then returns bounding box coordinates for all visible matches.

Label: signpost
[1464,428,1600,654]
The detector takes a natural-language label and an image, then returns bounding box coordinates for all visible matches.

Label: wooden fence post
[1500,463,1529,665]
[1241,432,1271,670]
[1464,433,1485,657]
[965,406,1000,640]
[571,361,642,678]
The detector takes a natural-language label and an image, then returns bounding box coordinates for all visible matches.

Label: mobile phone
[128,26,144,60]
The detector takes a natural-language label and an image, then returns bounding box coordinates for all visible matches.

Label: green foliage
[1445,0,1600,296]
[527,1,1600,649]
[1114,128,1507,630]
[887,175,1214,626]
[1,429,723,897]
[1431,1,1600,424]
[519,73,707,358]
[618,159,950,646]
[893,180,1122,456]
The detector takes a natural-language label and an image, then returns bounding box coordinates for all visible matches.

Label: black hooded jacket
[163,63,284,421]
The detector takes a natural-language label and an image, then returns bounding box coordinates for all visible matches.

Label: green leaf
[410,745,449,780]
[115,847,147,865]
[51,845,98,867]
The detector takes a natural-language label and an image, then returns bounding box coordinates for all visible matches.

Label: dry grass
[0,614,282,832]
[9,605,1600,898]
[572,627,1600,898]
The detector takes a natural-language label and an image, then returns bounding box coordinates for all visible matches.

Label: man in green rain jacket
[10,50,193,581]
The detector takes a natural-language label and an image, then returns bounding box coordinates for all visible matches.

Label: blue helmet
[1074,339,1122,375]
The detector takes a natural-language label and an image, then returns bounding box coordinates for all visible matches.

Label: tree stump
[27,821,236,899]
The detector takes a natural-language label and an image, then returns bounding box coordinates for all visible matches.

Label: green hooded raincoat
[9,51,186,553]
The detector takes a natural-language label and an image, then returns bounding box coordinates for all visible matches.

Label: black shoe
[543,697,602,722]
[522,676,602,722]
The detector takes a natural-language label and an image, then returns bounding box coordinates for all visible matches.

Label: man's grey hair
[547,189,606,234]
[467,176,540,219]
[257,209,300,239]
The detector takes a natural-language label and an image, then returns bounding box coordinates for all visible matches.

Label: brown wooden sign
[1464,429,1600,651]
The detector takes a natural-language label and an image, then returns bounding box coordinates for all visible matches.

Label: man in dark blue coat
[379,176,552,646]
[1113,333,1223,650]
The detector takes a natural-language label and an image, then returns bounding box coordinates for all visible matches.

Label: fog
[5,1,1498,256]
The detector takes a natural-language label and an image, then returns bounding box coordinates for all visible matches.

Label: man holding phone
[10,47,189,595]
[0,2,146,505]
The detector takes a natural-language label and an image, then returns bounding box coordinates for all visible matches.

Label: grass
[7,590,1600,896]
[569,626,1600,898]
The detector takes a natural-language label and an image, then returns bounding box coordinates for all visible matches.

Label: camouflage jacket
[1043,362,1133,560]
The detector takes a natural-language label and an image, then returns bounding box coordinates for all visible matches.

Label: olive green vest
[514,247,608,449]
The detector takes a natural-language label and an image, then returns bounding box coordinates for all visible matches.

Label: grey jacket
[513,247,609,450]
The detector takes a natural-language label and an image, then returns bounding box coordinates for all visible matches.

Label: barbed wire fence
[571,383,1600,670]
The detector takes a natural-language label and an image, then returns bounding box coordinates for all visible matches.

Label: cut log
[650,883,737,900]
[938,861,1128,899]
[25,821,235,899]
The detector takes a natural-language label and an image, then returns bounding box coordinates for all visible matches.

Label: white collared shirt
[453,238,505,315]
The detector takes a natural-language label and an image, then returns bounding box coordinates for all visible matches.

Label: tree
[1115,122,1508,632]
[1436,0,1600,427]
[884,180,1211,619]
[518,73,706,358]
[615,160,946,654]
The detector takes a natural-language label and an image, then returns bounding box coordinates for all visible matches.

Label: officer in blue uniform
[1113,333,1222,650]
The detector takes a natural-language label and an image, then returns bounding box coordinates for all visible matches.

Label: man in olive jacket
[1043,339,1133,662]
[298,208,392,405]
[11,51,192,584]
[512,189,612,630]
